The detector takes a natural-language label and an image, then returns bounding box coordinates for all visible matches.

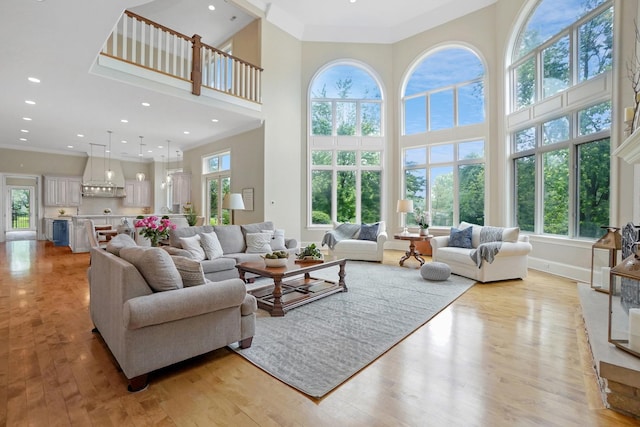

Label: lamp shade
[397,199,414,213]
[222,193,245,210]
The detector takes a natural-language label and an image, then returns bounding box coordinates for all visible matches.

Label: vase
[419,228,429,236]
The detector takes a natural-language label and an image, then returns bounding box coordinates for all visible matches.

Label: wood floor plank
[1,240,639,425]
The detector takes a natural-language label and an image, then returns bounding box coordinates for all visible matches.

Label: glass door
[8,186,35,231]
[206,176,230,225]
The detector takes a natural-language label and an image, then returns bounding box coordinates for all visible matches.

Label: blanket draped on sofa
[470,226,504,268]
[321,223,361,250]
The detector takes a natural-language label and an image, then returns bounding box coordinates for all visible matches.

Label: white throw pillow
[262,228,287,251]
[200,232,224,259]
[179,234,206,261]
[246,232,273,253]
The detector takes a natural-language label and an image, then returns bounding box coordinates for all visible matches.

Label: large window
[309,63,384,225]
[203,151,231,225]
[401,47,486,226]
[509,0,613,239]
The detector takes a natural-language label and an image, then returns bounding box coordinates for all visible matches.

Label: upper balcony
[92,10,262,118]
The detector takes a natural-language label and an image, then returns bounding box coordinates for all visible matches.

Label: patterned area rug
[230,261,475,398]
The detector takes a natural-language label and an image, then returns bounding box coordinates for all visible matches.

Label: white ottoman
[420,262,451,281]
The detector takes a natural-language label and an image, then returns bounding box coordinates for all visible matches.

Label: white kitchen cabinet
[171,172,191,209]
[123,180,151,207]
[44,176,82,207]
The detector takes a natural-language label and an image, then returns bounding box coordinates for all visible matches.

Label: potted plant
[183,202,197,226]
[413,207,430,236]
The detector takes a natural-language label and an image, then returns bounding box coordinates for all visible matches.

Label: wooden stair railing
[101,10,262,104]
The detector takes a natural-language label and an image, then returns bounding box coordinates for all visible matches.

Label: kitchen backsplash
[44,198,148,217]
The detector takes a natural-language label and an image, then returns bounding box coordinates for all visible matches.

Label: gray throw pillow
[171,256,206,287]
[448,227,473,248]
[106,233,137,256]
[120,247,183,292]
[358,223,379,241]
[200,232,224,259]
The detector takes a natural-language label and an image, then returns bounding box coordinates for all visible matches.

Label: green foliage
[312,211,331,225]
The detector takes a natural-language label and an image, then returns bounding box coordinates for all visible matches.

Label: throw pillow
[502,227,520,243]
[199,232,224,260]
[171,256,206,287]
[263,228,287,251]
[246,232,273,253]
[179,235,206,262]
[448,227,473,248]
[119,247,183,292]
[106,233,137,256]
[358,223,379,241]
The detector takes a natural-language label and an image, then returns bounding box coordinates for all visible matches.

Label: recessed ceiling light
[121,119,128,123]
[20,129,29,133]
[67,145,74,149]
[28,77,40,83]
[121,140,127,144]
[25,100,36,105]
[22,117,32,121]
[147,149,153,153]
[141,102,150,107]
[183,131,190,135]
[350,0,357,3]
[158,145,164,149]
[211,118,219,123]
[77,133,84,138]
[208,4,215,11]
[19,138,27,142]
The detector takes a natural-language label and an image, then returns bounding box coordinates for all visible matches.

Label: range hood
[82,156,127,197]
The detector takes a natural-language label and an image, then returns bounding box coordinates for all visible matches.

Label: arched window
[401,47,486,227]
[508,0,613,238]
[308,62,384,226]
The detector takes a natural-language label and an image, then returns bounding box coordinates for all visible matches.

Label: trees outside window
[203,152,231,225]
[509,0,612,239]
[309,63,384,226]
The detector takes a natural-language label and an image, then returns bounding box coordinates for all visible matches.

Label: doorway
[4,176,39,241]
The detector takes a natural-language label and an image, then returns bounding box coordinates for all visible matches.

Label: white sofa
[430,222,532,283]
[326,221,387,262]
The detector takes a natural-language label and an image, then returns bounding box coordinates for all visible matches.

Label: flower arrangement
[134,215,176,246]
[413,207,430,229]
[103,208,112,214]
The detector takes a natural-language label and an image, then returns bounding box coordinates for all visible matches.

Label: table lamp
[397,199,413,235]
[223,193,245,225]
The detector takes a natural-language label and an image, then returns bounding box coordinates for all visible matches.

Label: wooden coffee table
[236,257,347,317]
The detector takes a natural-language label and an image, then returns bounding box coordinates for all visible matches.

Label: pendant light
[166,140,172,184]
[160,154,166,190]
[136,136,146,181]
[105,130,114,183]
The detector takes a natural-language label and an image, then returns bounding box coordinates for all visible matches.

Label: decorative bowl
[262,257,288,267]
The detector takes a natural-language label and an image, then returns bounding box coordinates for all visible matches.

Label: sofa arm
[494,241,532,257]
[430,236,450,250]
[162,246,192,258]
[123,278,247,330]
[377,231,388,244]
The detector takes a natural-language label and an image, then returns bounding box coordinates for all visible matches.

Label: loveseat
[88,243,257,391]
[165,221,298,282]
[430,222,532,283]
[322,221,387,262]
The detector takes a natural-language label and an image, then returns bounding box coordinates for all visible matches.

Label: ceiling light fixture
[20,129,29,133]
[136,136,146,181]
[105,130,114,183]
[121,119,128,123]
[211,118,219,123]
[161,154,166,190]
[183,131,190,135]
[22,117,32,121]
[27,77,40,83]
[208,4,215,11]
[25,100,35,105]
[77,134,84,138]
[67,145,74,149]
[141,102,150,107]
[19,138,27,142]
[166,140,172,184]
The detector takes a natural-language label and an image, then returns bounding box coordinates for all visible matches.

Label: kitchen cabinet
[123,180,151,207]
[44,176,82,207]
[171,172,191,210]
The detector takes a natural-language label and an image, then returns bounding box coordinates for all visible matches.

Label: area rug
[230,261,475,398]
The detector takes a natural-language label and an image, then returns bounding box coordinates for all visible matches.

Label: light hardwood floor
[1,240,639,426]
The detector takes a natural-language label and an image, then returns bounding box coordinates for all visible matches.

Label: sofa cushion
[241,221,274,237]
[449,227,473,248]
[179,235,206,261]
[200,257,237,274]
[120,247,183,292]
[246,232,273,253]
[106,233,137,256]
[200,232,224,259]
[168,225,214,248]
[214,225,245,254]
[459,222,520,246]
[171,256,206,287]
[358,223,379,241]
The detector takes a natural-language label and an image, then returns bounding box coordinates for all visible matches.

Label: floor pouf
[420,262,451,281]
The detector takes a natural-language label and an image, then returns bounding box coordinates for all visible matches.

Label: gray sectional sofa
[165,221,298,282]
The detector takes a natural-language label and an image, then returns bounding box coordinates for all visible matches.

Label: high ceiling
[0,0,495,163]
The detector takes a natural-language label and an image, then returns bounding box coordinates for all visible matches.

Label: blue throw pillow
[449,227,473,248]
[358,223,379,241]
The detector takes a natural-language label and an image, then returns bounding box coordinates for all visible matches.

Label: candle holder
[609,240,640,359]
[590,226,621,293]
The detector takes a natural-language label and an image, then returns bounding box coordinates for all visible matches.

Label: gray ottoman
[420,262,451,281]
